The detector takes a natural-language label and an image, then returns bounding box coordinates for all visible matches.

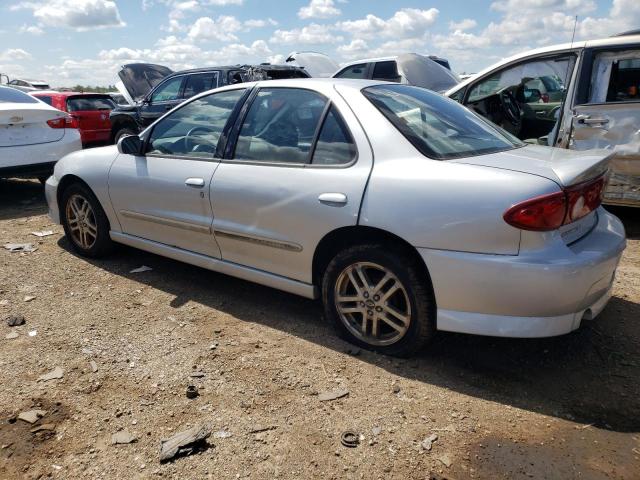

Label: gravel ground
[1,178,639,480]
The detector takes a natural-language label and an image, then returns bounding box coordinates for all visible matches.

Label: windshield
[0,87,40,104]
[363,84,523,160]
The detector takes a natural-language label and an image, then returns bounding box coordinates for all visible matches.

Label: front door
[568,48,640,207]
[139,75,185,128]
[210,86,373,283]
[109,88,248,257]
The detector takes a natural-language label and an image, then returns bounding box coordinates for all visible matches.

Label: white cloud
[336,39,369,59]
[271,23,341,44]
[19,24,44,35]
[337,8,439,40]
[0,48,32,61]
[298,0,341,20]
[12,0,125,31]
[449,19,477,31]
[187,15,242,42]
[244,18,277,28]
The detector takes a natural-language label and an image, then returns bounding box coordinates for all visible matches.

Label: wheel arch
[312,225,435,297]
[56,174,111,230]
[110,114,139,143]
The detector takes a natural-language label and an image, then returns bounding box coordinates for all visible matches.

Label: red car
[30,92,115,147]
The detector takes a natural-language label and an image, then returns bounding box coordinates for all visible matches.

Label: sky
[0,0,638,87]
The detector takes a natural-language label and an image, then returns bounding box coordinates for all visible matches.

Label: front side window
[372,61,401,82]
[589,50,640,103]
[183,72,219,99]
[147,89,245,158]
[364,84,524,160]
[151,76,183,103]
[312,106,356,165]
[335,64,368,79]
[234,88,327,164]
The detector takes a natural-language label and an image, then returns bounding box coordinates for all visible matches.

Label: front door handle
[185,177,205,188]
[575,114,609,125]
[318,193,348,206]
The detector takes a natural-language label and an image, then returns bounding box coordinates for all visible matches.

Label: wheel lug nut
[367,310,373,316]
[360,302,365,307]
[363,292,369,298]
[373,295,380,301]
[375,306,382,312]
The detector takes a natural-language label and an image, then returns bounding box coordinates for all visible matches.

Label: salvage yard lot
[1,178,639,479]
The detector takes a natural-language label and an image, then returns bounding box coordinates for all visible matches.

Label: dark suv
[110,63,310,143]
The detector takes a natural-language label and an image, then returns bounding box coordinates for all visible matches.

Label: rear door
[108,88,248,257]
[140,75,185,127]
[210,85,372,284]
[568,46,640,206]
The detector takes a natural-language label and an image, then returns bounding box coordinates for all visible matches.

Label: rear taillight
[504,174,606,231]
[46,115,78,129]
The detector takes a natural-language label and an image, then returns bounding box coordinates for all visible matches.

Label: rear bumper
[80,129,111,146]
[419,207,626,337]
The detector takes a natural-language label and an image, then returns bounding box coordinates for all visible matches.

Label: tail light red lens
[503,174,606,231]
[46,115,78,129]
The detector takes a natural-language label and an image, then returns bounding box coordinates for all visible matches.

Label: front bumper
[419,208,626,337]
[45,175,60,224]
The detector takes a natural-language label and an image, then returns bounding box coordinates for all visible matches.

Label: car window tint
[234,88,327,164]
[151,76,183,103]
[312,106,356,165]
[372,61,401,82]
[0,87,39,103]
[37,95,53,106]
[364,84,523,160]
[589,51,640,103]
[335,64,367,79]
[183,72,219,99]
[147,89,245,159]
[67,96,115,111]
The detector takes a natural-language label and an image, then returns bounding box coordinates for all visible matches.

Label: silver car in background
[45,79,626,356]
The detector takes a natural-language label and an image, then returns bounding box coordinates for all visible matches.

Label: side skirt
[110,231,318,300]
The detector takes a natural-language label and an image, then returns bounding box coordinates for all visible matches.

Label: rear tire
[114,127,138,144]
[60,183,114,258]
[322,244,435,357]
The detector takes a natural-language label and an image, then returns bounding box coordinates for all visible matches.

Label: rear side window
[183,72,219,99]
[335,64,368,79]
[36,95,53,106]
[66,96,115,111]
[372,61,401,82]
[0,88,39,103]
[363,84,523,160]
[312,106,356,165]
[589,50,640,103]
[234,88,327,164]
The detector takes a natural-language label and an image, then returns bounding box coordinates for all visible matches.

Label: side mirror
[117,135,143,155]
[523,88,542,103]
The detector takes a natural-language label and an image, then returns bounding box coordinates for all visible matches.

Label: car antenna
[556,15,578,147]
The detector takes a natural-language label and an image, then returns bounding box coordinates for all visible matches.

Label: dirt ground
[0,177,639,480]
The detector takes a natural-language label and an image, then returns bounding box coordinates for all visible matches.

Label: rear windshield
[362,84,523,160]
[0,87,40,104]
[66,96,116,112]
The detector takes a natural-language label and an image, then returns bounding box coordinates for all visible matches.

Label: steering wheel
[498,89,522,137]
[184,126,216,152]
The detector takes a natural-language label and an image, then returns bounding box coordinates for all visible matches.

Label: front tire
[60,183,114,258]
[322,244,435,357]
[114,127,138,144]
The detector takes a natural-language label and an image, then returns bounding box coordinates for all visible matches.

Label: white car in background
[0,86,81,182]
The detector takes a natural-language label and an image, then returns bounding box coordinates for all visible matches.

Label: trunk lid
[0,103,65,146]
[396,54,459,93]
[117,63,173,103]
[451,144,612,187]
[285,51,340,77]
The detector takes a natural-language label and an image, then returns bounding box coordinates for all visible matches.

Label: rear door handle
[185,177,205,188]
[318,193,347,206]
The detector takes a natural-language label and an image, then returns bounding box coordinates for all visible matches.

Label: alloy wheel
[65,194,98,250]
[334,261,412,346]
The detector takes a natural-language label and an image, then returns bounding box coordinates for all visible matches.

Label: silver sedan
[45,79,626,356]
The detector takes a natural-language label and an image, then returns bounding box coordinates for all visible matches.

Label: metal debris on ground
[31,230,54,237]
[159,423,212,462]
[185,385,199,399]
[111,430,137,445]
[130,265,153,273]
[17,409,47,424]
[3,243,38,253]
[28,330,37,336]
[23,296,36,302]
[30,423,56,433]
[318,388,349,402]
[5,314,25,327]
[341,431,360,448]
[37,366,64,382]
[213,429,232,439]
[421,433,438,451]
[5,332,19,340]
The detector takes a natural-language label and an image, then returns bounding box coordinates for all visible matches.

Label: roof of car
[31,91,111,97]
[167,64,308,76]
[447,34,640,95]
